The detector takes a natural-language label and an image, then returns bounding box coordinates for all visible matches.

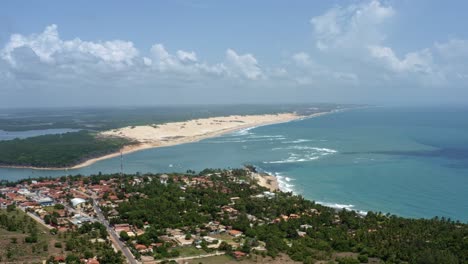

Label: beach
[83,112,326,170]
[249,171,280,192]
[0,111,330,171]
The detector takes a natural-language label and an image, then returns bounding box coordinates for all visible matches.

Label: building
[160,174,169,185]
[37,197,54,206]
[70,197,86,208]
[228,229,243,237]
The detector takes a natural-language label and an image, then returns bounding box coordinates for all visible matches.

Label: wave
[256,169,367,215]
[232,126,257,136]
[265,146,337,164]
[264,156,320,164]
[208,136,286,144]
[316,201,367,216]
[282,139,314,143]
[247,135,285,139]
[272,172,296,193]
[273,146,338,153]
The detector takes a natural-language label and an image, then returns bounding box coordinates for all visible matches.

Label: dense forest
[105,170,467,264]
[0,130,132,167]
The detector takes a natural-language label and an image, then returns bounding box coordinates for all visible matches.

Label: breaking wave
[264,156,320,164]
[261,170,296,193]
[316,201,368,216]
[265,146,337,164]
[282,139,314,143]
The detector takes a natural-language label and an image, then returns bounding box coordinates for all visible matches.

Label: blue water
[0,128,80,141]
[1,107,467,222]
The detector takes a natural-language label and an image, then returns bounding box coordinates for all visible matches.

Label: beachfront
[75,112,326,169]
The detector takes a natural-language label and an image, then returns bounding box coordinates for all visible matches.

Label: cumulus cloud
[1,24,138,66]
[176,50,197,62]
[225,49,263,80]
[368,45,433,73]
[311,0,394,51]
[0,24,269,88]
[307,0,468,88]
[1,1,468,107]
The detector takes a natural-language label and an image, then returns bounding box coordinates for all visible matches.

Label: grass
[211,233,235,243]
[174,246,207,257]
[0,209,67,263]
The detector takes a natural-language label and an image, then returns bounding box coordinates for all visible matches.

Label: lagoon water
[0,128,80,141]
[1,107,467,222]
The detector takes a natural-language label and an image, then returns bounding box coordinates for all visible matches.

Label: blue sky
[1,0,468,107]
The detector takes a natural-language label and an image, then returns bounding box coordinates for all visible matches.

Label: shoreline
[1,111,332,171]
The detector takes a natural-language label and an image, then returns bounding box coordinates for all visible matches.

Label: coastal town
[0,167,318,263]
[1,166,467,264]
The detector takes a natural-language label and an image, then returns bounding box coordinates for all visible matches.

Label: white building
[70,198,86,208]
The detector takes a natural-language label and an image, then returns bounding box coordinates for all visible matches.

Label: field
[0,208,66,263]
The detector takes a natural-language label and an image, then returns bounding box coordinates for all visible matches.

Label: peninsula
[91,113,318,169]
[0,111,330,170]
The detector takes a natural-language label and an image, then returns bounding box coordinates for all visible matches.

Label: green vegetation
[0,207,124,263]
[105,170,467,264]
[52,222,125,264]
[0,207,57,262]
[0,104,353,168]
[0,104,349,131]
[0,130,132,167]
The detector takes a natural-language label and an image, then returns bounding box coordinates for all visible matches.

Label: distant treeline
[0,104,356,131]
[0,131,132,168]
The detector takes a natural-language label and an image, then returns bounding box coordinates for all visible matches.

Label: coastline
[249,171,280,192]
[1,111,332,171]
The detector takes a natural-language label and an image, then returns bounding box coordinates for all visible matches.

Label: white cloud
[368,45,433,73]
[176,50,197,62]
[225,49,262,80]
[150,43,179,70]
[435,39,468,60]
[1,24,138,66]
[292,52,311,66]
[311,0,394,51]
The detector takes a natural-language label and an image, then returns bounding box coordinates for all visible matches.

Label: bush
[54,242,62,248]
[336,257,360,264]
[25,235,38,243]
[358,254,368,263]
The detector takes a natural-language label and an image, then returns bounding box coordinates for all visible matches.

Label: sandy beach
[2,111,330,170]
[250,171,280,192]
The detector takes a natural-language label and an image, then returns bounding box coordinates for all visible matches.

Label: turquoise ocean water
[1,107,467,222]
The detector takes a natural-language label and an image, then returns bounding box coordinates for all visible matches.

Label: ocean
[1,107,467,222]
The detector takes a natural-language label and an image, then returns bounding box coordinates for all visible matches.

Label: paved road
[92,198,139,264]
[19,207,53,230]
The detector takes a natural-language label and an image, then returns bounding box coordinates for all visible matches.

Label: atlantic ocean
[1,107,467,222]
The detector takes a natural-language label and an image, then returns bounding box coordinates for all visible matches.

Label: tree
[54,204,65,210]
[6,204,16,212]
[66,254,81,264]
[120,231,130,241]
[358,254,368,263]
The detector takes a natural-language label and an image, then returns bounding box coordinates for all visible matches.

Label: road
[92,197,139,264]
[19,207,53,230]
[72,189,138,263]
[160,251,225,263]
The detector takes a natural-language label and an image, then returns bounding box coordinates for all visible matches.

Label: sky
[1,0,468,107]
